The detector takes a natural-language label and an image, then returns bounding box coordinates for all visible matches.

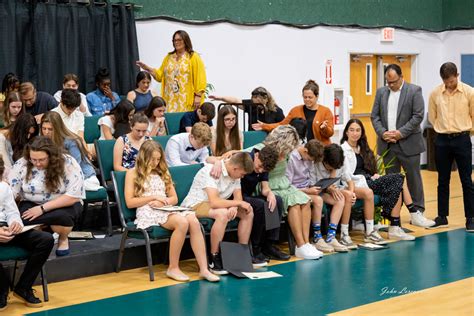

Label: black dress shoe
[13,288,43,308]
[262,244,290,261]
[0,291,8,311]
[426,216,448,229]
[466,218,474,233]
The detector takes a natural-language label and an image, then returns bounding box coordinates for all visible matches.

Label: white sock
[366,220,374,235]
[341,224,349,236]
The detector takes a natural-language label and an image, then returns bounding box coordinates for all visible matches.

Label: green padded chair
[164,112,186,135]
[95,139,116,191]
[112,171,172,281]
[151,135,172,149]
[243,131,267,149]
[0,246,49,301]
[84,116,102,144]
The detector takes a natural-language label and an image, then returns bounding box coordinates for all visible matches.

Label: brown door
[349,55,377,149]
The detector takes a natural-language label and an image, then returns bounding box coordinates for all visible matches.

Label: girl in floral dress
[124,140,219,282]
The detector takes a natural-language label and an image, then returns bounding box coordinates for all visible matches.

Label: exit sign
[381,28,395,42]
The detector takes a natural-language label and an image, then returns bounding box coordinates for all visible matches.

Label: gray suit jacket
[371,82,425,156]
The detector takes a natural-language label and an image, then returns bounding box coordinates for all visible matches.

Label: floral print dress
[121,135,151,169]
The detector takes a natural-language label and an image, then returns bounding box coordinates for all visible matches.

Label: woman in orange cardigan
[252,80,334,145]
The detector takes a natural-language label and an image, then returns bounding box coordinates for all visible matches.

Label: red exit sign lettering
[381,28,395,42]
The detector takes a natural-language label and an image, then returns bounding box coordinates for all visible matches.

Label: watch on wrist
[40,205,46,214]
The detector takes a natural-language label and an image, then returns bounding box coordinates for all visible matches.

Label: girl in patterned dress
[113,112,151,171]
[124,140,219,282]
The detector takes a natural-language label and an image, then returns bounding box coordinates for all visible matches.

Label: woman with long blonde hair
[124,140,219,282]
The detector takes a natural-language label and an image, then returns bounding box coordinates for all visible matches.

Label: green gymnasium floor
[28,229,474,316]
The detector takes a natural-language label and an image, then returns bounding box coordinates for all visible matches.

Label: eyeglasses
[386,77,401,86]
[224,117,236,123]
[29,157,49,164]
[172,39,183,43]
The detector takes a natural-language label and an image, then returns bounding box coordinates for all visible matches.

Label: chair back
[84,115,102,144]
[243,131,267,149]
[169,164,204,204]
[95,139,116,186]
[112,171,136,228]
[151,135,172,149]
[164,112,186,135]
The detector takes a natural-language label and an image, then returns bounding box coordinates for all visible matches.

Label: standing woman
[211,105,243,156]
[113,112,151,171]
[144,96,167,137]
[126,71,158,112]
[253,80,334,145]
[125,140,219,282]
[137,30,207,112]
[2,92,24,128]
[210,87,285,130]
[8,136,85,256]
[40,112,101,191]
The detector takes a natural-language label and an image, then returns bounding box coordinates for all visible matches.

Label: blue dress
[133,90,153,112]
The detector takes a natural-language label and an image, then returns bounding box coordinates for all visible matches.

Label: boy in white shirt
[181,152,255,275]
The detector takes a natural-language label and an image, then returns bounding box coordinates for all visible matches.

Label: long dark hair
[9,113,38,162]
[144,96,166,119]
[340,118,377,175]
[215,105,240,156]
[109,99,135,127]
[1,73,20,95]
[24,136,65,193]
[169,30,194,56]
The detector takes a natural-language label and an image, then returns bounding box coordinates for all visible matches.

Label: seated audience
[2,91,24,128]
[0,73,20,110]
[289,117,308,144]
[210,105,243,156]
[98,99,135,140]
[8,136,85,257]
[240,145,290,262]
[144,96,167,137]
[124,140,219,282]
[249,125,321,260]
[41,112,101,191]
[53,73,91,116]
[0,156,54,310]
[127,71,157,112]
[181,152,255,275]
[210,86,285,130]
[286,140,348,253]
[86,68,120,116]
[113,112,151,171]
[178,102,215,133]
[165,122,212,167]
[341,119,425,238]
[253,80,334,145]
[19,82,57,120]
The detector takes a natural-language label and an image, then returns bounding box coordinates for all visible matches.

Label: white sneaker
[313,238,335,253]
[364,230,388,245]
[388,226,416,241]
[327,238,349,252]
[410,211,435,228]
[340,234,358,250]
[295,243,322,260]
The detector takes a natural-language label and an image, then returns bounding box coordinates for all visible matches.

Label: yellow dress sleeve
[154,54,169,83]
[190,52,207,95]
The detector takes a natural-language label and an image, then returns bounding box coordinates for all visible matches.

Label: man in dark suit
[371,64,434,228]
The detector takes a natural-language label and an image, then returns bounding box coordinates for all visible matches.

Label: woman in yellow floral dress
[137,30,206,113]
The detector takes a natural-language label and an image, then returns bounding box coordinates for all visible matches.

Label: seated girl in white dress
[124,140,219,282]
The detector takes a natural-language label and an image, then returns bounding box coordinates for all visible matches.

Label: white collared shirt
[52,105,85,135]
[165,132,209,167]
[180,160,241,208]
[387,82,404,131]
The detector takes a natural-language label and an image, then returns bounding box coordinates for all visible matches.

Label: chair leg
[116,230,128,273]
[11,261,18,291]
[79,202,89,231]
[104,198,113,236]
[287,223,296,256]
[40,267,49,302]
[141,231,154,281]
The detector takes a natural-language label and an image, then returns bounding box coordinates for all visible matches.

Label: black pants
[0,230,54,293]
[245,195,283,248]
[435,133,473,218]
